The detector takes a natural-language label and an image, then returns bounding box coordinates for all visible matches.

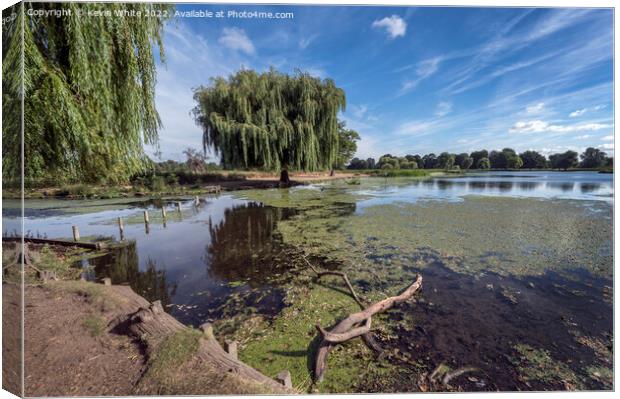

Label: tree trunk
[329,169,335,177]
[279,169,290,185]
[110,292,291,392]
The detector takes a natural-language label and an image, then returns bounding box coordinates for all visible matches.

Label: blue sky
[150,5,614,162]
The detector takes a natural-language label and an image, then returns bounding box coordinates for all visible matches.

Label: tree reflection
[205,202,287,285]
[88,241,173,306]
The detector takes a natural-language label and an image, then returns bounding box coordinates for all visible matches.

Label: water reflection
[206,203,293,286]
[85,243,173,305]
[357,171,613,210]
[77,199,297,326]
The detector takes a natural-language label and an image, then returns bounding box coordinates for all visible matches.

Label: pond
[2,171,613,392]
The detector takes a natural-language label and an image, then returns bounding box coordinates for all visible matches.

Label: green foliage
[334,121,360,169]
[437,152,456,170]
[470,150,488,167]
[192,69,346,173]
[489,148,522,169]
[455,153,473,170]
[3,2,172,186]
[377,154,399,169]
[580,147,607,168]
[372,169,429,177]
[549,151,579,170]
[422,153,438,169]
[56,184,95,198]
[476,157,491,169]
[520,150,547,169]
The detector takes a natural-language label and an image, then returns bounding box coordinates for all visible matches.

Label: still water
[2,171,614,391]
[353,171,613,210]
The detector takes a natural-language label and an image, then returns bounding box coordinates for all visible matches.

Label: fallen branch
[302,256,382,358]
[302,256,366,308]
[306,253,422,382]
[316,317,372,343]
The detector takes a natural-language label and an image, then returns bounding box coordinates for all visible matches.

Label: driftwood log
[303,256,422,382]
[109,286,292,393]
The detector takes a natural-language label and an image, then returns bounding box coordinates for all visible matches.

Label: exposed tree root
[109,288,292,393]
[302,255,423,382]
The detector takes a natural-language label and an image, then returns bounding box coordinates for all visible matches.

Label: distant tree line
[347,147,613,171]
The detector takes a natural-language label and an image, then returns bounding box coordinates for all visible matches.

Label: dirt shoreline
[4,171,368,200]
[2,278,292,396]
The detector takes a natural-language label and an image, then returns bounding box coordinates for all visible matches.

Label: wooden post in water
[143,210,149,224]
[72,225,80,242]
[117,217,124,240]
[194,196,200,207]
[161,206,167,219]
[176,202,181,212]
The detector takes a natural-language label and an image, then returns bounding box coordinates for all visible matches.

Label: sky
[149,5,614,162]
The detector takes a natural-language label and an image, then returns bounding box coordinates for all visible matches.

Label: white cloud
[570,104,608,118]
[303,67,327,78]
[569,108,587,118]
[435,101,452,117]
[526,102,545,114]
[372,15,407,39]
[397,120,437,137]
[219,27,255,55]
[350,104,368,119]
[399,57,441,95]
[602,135,613,141]
[509,120,611,134]
[599,143,614,150]
[299,34,318,50]
[576,135,591,139]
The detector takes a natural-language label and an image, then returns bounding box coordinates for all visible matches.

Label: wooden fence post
[118,217,124,240]
[72,225,80,241]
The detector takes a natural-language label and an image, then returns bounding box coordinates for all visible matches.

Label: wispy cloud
[526,102,545,114]
[569,108,587,118]
[372,15,407,39]
[299,34,318,49]
[569,104,607,118]
[509,120,611,134]
[398,57,441,95]
[435,101,452,117]
[219,27,255,55]
[350,104,369,119]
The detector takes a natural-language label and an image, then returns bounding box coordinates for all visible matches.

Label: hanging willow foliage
[192,69,346,172]
[2,2,172,186]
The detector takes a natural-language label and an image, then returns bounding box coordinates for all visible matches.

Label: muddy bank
[5,171,367,200]
[2,275,291,396]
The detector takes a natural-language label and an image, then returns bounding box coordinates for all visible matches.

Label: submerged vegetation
[226,178,613,391]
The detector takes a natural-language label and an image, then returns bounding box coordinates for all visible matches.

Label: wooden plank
[2,236,106,250]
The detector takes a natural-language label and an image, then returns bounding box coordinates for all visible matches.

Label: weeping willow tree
[2,2,172,186]
[192,69,346,183]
